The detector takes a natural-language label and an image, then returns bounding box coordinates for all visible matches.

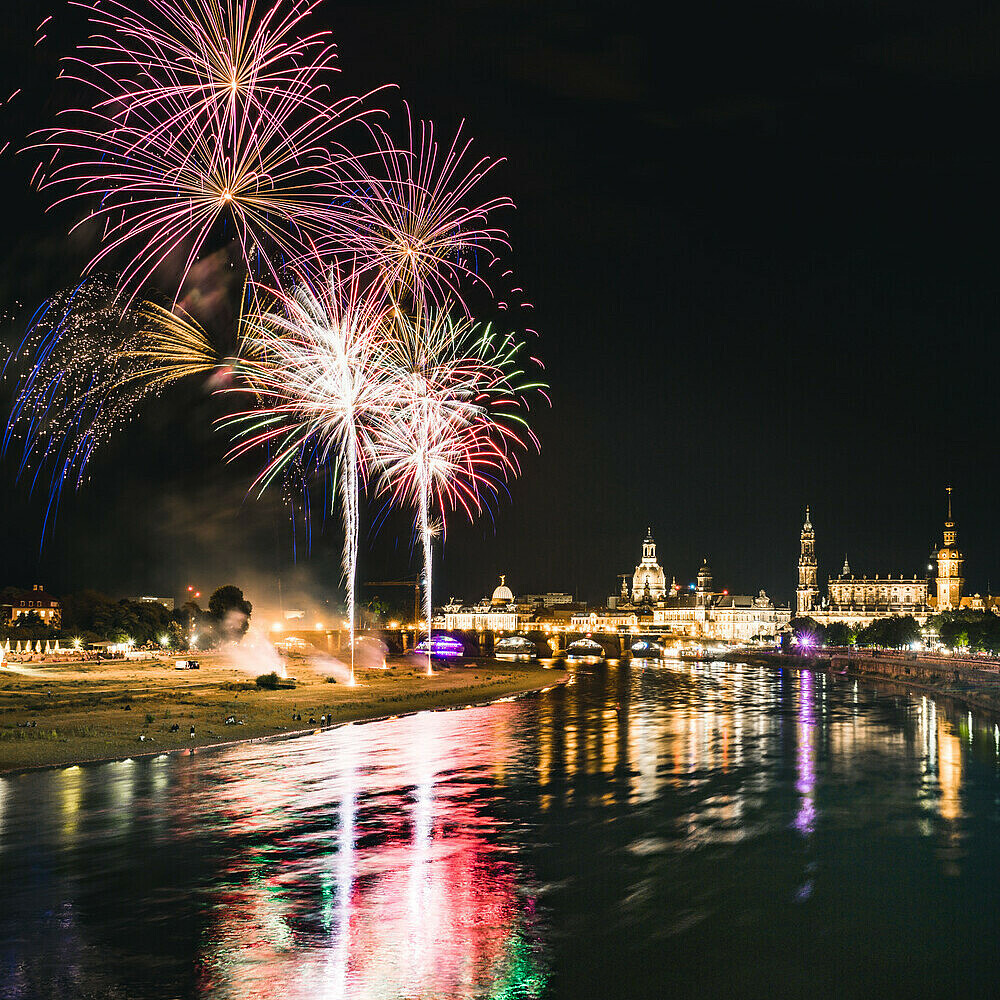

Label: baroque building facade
[795,491,965,628]
[610,531,789,641]
[632,528,666,602]
[442,576,520,632]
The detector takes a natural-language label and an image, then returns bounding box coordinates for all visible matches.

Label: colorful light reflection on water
[4,661,1000,998]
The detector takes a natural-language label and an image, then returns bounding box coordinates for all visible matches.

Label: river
[2,658,1000,998]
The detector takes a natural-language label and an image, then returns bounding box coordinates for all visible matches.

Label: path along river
[3,658,1000,999]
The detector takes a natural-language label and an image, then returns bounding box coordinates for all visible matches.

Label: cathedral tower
[935,487,964,611]
[696,558,713,608]
[797,506,818,615]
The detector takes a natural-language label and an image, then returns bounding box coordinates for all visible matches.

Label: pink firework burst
[30,0,381,301]
[343,106,514,315]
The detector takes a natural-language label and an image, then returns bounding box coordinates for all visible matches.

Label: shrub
[255,672,281,690]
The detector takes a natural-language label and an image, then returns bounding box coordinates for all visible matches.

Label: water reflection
[3,659,1000,998]
[192,709,547,999]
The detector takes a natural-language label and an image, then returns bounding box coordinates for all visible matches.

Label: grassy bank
[0,653,566,772]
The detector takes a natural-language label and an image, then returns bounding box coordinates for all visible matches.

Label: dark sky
[0,1,999,613]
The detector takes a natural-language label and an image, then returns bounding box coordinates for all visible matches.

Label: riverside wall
[723,648,1000,716]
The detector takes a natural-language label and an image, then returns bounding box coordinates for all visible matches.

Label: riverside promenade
[723,647,1000,717]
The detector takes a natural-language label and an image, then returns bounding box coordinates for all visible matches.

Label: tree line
[1,585,252,648]
[787,615,922,649]
[788,609,1000,653]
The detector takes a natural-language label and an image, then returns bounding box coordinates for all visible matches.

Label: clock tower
[797,506,819,615]
[934,487,964,611]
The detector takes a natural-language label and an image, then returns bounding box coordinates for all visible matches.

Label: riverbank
[0,654,567,773]
[724,649,1000,717]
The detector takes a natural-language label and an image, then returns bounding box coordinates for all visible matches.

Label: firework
[373,308,544,672]
[343,108,513,314]
[122,302,221,390]
[30,0,378,301]
[3,279,224,540]
[226,264,395,682]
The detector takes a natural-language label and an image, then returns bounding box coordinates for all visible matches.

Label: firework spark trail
[29,0,383,302]
[225,264,396,683]
[2,280,224,541]
[373,309,546,672]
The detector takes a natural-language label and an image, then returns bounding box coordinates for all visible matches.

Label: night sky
[0,1,998,614]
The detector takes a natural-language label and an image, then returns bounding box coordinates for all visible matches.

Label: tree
[167,621,187,650]
[856,615,921,649]
[824,621,856,647]
[931,610,1000,653]
[10,610,49,640]
[788,616,824,647]
[208,586,252,642]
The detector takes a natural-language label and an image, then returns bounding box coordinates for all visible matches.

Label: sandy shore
[0,653,567,773]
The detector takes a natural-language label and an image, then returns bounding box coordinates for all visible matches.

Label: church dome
[491,576,513,604]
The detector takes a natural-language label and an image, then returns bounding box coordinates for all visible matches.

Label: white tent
[3,638,9,652]
[53,639,61,652]
[44,640,51,654]
[14,641,21,653]
[34,640,41,653]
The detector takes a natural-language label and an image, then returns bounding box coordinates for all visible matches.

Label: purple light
[795,670,816,836]
[414,635,463,658]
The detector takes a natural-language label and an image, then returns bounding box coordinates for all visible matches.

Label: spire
[946,486,953,523]
[804,505,812,528]
[842,554,850,576]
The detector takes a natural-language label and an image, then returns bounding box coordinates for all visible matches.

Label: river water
[2,658,1000,999]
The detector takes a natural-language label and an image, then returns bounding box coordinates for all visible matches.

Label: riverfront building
[600,532,789,642]
[443,577,520,632]
[795,490,969,628]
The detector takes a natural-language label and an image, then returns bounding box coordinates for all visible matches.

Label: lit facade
[616,532,789,640]
[631,528,666,603]
[569,609,640,631]
[934,487,964,611]
[10,584,61,627]
[651,584,787,641]
[793,496,967,627]
[443,576,520,632]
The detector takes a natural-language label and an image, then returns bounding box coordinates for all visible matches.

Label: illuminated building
[611,533,789,640]
[934,486,964,611]
[570,608,640,630]
[442,576,520,632]
[631,527,666,602]
[135,595,175,611]
[794,491,968,627]
[652,581,789,641]
[9,584,61,627]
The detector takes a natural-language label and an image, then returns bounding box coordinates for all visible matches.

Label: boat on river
[413,634,464,659]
